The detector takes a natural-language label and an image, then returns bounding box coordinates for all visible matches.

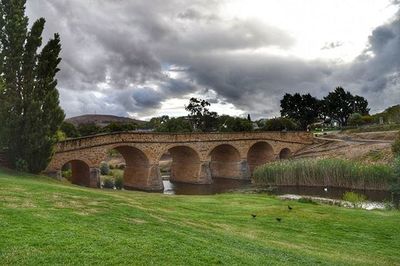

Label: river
[162,178,391,202]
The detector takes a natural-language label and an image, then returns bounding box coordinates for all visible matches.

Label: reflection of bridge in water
[45,131,313,191]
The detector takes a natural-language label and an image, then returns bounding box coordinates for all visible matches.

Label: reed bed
[253,158,394,190]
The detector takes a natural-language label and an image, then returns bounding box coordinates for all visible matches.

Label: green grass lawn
[0,169,399,265]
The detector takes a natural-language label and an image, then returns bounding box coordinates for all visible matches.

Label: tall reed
[253,158,393,190]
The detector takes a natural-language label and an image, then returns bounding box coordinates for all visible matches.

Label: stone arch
[209,144,242,179]
[163,145,208,184]
[247,141,275,174]
[279,148,292,159]
[111,145,161,190]
[62,159,91,187]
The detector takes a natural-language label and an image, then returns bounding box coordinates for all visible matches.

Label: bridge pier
[89,168,101,188]
[239,159,251,180]
[124,164,163,192]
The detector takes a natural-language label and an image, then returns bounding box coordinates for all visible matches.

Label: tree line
[281,87,369,130]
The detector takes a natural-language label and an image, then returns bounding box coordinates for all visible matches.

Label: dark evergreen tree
[0,0,65,173]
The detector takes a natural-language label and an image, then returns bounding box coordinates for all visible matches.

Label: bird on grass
[288,205,293,210]
[251,214,257,218]
[276,218,282,222]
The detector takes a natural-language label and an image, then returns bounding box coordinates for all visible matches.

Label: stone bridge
[45,131,313,191]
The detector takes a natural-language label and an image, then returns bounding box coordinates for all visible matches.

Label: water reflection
[163,178,252,195]
[163,178,391,202]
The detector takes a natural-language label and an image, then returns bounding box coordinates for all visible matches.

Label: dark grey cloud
[26,1,400,118]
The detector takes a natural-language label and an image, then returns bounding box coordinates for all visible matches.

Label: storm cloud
[26,1,400,118]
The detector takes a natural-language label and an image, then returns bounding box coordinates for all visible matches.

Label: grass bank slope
[0,169,399,265]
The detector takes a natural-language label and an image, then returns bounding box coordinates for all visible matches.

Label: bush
[348,113,363,126]
[15,158,28,172]
[342,192,367,208]
[100,162,110,175]
[62,169,72,179]
[390,157,400,209]
[392,132,400,157]
[115,175,124,190]
[102,176,114,189]
[263,117,298,131]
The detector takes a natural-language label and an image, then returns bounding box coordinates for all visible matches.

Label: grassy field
[0,169,400,265]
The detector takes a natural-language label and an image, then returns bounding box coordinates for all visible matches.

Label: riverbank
[1,168,399,265]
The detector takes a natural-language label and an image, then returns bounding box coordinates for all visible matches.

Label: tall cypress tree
[0,0,65,173]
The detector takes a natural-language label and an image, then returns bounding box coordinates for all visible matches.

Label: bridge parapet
[56,131,313,153]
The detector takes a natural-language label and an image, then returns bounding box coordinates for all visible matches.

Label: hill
[0,168,399,265]
[65,114,147,127]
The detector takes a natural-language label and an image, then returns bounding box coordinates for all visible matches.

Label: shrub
[115,175,124,190]
[102,176,114,189]
[15,158,28,172]
[342,192,367,208]
[348,113,363,126]
[62,169,72,179]
[392,132,400,157]
[100,162,110,175]
[263,117,298,131]
[390,157,400,209]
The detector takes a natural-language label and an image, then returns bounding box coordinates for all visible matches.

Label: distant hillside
[65,114,147,127]
[373,105,400,123]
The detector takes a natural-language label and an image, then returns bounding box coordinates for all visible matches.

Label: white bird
[323,187,328,192]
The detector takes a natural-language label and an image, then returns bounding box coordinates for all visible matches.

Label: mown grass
[0,168,400,265]
[253,158,393,190]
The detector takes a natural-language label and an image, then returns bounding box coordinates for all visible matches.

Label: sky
[26,0,400,120]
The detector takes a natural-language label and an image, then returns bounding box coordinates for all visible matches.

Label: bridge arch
[62,159,91,187]
[160,145,207,184]
[109,145,156,190]
[279,148,292,159]
[209,144,242,179]
[247,141,275,174]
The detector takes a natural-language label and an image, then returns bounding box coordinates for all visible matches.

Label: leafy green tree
[77,123,101,136]
[60,122,80,138]
[218,115,253,132]
[322,87,369,126]
[185,98,218,132]
[102,122,137,133]
[262,117,298,131]
[280,93,321,130]
[0,0,65,173]
[155,117,193,133]
[145,116,169,130]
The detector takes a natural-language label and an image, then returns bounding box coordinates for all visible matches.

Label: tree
[155,117,193,133]
[78,123,101,136]
[102,122,137,133]
[0,1,65,173]
[262,117,298,131]
[322,87,369,126]
[218,115,253,132]
[60,122,80,138]
[185,98,218,132]
[280,93,321,130]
